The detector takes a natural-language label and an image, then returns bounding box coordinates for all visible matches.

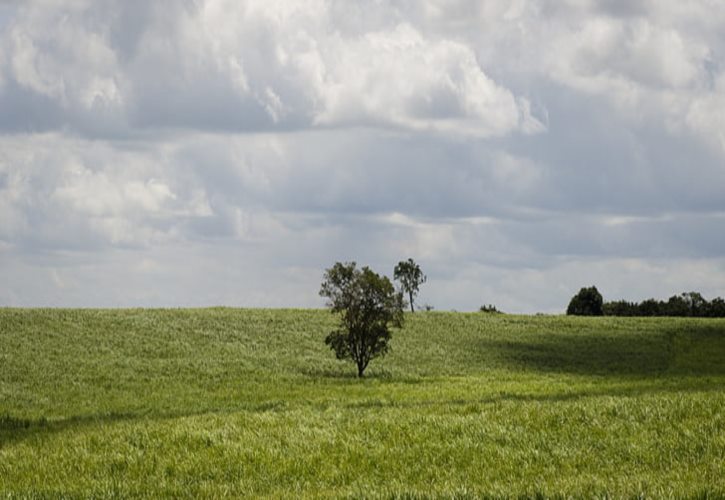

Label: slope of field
[1,308,724,497]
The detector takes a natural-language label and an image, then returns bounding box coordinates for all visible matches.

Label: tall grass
[1,309,724,497]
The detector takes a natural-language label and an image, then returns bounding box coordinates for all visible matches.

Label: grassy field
[1,308,724,498]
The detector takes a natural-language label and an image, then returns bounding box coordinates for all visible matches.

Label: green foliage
[1,309,725,497]
[394,258,427,312]
[640,298,661,316]
[320,262,404,377]
[602,299,637,316]
[479,304,502,314]
[709,297,725,317]
[566,286,604,316]
[603,291,725,317]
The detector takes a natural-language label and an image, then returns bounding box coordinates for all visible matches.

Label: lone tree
[320,262,405,377]
[394,258,427,313]
[566,286,604,316]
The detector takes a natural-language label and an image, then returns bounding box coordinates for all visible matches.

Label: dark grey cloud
[0,80,64,133]
[499,82,725,215]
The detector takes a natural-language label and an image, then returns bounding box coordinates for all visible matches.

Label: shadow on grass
[4,321,724,448]
[4,374,723,449]
[0,411,140,448]
[344,377,725,411]
[300,367,392,380]
[0,401,293,448]
[477,320,725,376]
[300,367,426,384]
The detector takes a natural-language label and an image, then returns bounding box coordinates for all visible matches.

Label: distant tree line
[603,292,725,317]
[567,286,725,317]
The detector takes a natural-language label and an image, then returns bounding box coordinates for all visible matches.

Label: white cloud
[0,134,184,248]
[547,18,707,91]
[531,4,722,152]
[1,0,725,311]
[7,4,123,111]
[0,0,540,137]
[314,22,540,136]
[54,169,175,217]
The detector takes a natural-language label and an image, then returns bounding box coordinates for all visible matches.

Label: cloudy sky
[1,0,725,312]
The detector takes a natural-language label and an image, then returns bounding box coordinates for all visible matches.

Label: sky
[1,0,725,313]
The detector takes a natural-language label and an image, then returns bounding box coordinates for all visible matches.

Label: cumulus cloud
[0,0,541,137]
[1,0,724,311]
[312,22,542,135]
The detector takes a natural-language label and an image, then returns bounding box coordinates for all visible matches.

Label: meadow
[1,308,724,498]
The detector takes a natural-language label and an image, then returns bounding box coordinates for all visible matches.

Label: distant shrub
[479,304,502,314]
[566,286,603,316]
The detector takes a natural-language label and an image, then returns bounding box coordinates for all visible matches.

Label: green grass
[1,308,724,498]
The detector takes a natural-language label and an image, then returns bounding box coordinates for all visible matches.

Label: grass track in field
[1,308,724,497]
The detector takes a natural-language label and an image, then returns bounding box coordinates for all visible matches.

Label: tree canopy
[394,258,427,313]
[320,262,405,377]
[566,286,604,316]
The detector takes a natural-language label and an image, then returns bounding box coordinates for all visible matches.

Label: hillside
[1,309,724,497]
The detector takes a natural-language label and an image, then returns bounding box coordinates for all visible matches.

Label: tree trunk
[409,291,414,313]
[357,360,365,377]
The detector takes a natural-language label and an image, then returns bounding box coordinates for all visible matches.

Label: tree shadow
[300,367,384,380]
[300,366,425,383]
[478,320,725,376]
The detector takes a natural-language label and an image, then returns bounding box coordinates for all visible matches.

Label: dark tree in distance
[663,294,690,316]
[681,292,707,316]
[394,258,427,313]
[708,297,725,317]
[320,262,405,377]
[566,286,604,316]
[639,298,661,316]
